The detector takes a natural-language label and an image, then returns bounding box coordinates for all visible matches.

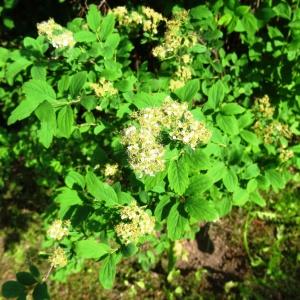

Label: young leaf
[168,158,189,195]
[57,106,74,138]
[76,239,110,259]
[185,197,219,221]
[74,30,97,43]
[232,187,249,206]
[99,254,117,289]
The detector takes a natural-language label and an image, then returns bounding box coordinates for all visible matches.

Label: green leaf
[55,187,82,218]
[168,158,189,195]
[223,168,238,192]
[242,164,260,179]
[221,103,245,115]
[35,101,56,148]
[186,174,213,195]
[87,4,101,32]
[205,80,225,110]
[76,239,110,259]
[174,79,200,102]
[99,13,115,40]
[206,161,226,183]
[131,92,166,109]
[16,272,37,286]
[265,169,285,191]
[69,71,87,98]
[23,79,56,102]
[167,203,188,240]
[65,170,85,189]
[8,80,56,125]
[74,30,97,43]
[185,197,219,221]
[216,114,239,135]
[2,281,25,298]
[8,98,44,125]
[232,187,249,206]
[85,171,118,206]
[6,58,32,85]
[57,106,74,138]
[32,283,50,300]
[99,254,117,289]
[250,191,266,207]
[184,149,210,170]
[240,130,260,146]
[31,66,47,81]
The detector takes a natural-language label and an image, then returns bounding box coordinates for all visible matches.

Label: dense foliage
[1,0,299,298]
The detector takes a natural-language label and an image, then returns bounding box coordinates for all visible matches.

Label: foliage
[0,0,299,297]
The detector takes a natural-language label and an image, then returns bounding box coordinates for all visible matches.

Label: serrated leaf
[174,79,199,102]
[8,80,56,125]
[74,30,97,42]
[99,13,115,40]
[70,71,87,98]
[168,158,189,195]
[185,197,219,221]
[221,103,245,115]
[35,101,56,148]
[167,203,188,240]
[76,239,110,259]
[265,169,285,192]
[85,171,118,206]
[186,174,213,195]
[216,114,239,135]
[65,170,85,189]
[223,168,238,192]
[57,106,74,138]
[99,254,117,289]
[232,187,249,206]
[250,191,266,207]
[87,4,101,32]
[55,188,83,214]
[205,80,225,110]
[23,79,56,102]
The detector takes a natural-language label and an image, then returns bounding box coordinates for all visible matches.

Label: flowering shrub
[1,1,300,298]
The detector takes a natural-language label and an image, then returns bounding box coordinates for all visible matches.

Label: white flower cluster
[37,18,75,48]
[104,163,119,177]
[115,201,155,244]
[90,78,118,98]
[111,6,165,34]
[122,97,211,176]
[49,247,68,268]
[47,219,70,241]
